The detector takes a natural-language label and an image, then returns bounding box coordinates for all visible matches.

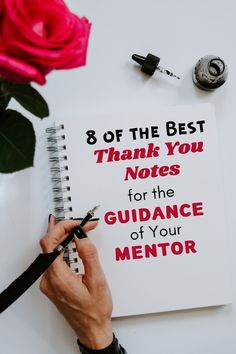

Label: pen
[0,205,99,313]
[55,205,100,251]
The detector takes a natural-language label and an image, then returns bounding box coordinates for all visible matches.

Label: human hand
[39,216,113,350]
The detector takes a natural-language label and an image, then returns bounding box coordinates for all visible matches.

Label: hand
[39,216,113,350]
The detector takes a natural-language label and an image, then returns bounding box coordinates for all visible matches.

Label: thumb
[40,219,81,253]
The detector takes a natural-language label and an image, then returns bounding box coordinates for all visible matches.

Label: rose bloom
[0,0,91,84]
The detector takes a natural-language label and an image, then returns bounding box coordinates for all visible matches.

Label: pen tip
[92,205,100,212]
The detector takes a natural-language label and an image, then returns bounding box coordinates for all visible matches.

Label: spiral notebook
[46,103,231,317]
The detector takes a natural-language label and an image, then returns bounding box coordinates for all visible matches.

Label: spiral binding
[46,124,72,221]
[46,124,79,272]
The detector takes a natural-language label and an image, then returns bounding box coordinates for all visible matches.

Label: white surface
[0,0,236,353]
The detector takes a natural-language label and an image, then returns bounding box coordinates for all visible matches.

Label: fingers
[47,214,56,233]
[82,220,99,234]
[48,220,99,278]
[41,219,82,253]
[74,236,106,288]
[41,218,98,253]
[41,217,78,280]
[40,217,100,279]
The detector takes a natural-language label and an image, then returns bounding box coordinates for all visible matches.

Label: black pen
[55,205,100,250]
[0,205,99,314]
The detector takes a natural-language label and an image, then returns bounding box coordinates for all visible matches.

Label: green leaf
[0,96,11,112]
[0,79,11,112]
[11,84,49,119]
[0,109,36,173]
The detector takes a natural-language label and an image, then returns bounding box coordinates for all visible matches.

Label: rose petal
[0,53,46,85]
[6,39,89,69]
[5,17,91,69]
[3,0,72,47]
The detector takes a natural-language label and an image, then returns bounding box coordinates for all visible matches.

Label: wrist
[76,321,113,350]
[77,333,124,354]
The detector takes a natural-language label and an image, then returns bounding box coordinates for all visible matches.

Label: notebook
[47,103,232,317]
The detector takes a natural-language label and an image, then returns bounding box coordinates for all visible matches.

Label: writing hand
[39,216,113,350]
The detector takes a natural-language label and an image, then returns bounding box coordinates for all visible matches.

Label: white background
[0,0,236,353]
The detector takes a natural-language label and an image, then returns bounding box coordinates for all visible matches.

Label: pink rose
[0,0,91,85]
